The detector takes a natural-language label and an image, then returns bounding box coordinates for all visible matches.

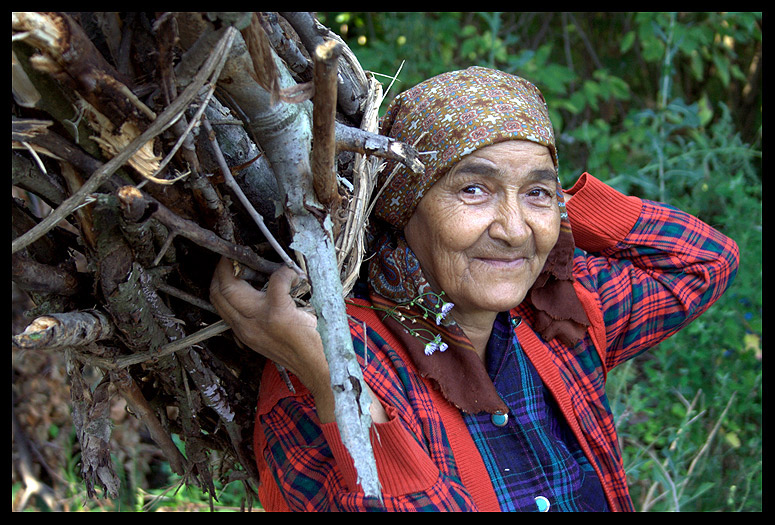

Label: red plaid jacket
[253,174,739,511]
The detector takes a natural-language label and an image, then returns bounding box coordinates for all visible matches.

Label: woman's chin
[458,286,530,315]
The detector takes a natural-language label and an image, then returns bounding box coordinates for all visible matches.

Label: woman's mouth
[474,256,528,269]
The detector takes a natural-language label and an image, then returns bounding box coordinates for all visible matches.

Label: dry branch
[115,185,281,275]
[280,11,368,120]
[12,251,82,296]
[312,39,344,211]
[11,24,238,254]
[12,12,161,177]
[256,12,312,81]
[12,310,113,350]
[200,117,302,277]
[67,365,120,498]
[209,22,381,496]
[335,122,425,174]
[111,368,187,476]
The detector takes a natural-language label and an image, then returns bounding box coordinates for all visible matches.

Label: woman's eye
[461,185,485,196]
[528,187,553,199]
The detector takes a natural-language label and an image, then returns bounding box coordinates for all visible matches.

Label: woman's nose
[488,200,530,246]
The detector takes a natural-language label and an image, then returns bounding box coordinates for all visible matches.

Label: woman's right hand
[209,257,388,424]
[209,258,331,400]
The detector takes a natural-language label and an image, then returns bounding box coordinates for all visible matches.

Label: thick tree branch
[257,12,312,81]
[12,309,112,350]
[279,12,368,120]
[212,27,382,497]
[334,122,425,174]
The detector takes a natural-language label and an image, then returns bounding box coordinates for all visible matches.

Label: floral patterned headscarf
[366,68,589,409]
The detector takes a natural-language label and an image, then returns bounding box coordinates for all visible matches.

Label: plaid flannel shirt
[253,173,739,511]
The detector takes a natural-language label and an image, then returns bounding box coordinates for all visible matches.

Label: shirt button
[491,410,508,427]
[535,496,551,512]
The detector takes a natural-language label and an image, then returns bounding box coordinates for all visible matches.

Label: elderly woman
[209,67,739,511]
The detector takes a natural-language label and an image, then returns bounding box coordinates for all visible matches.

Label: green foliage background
[319,12,762,512]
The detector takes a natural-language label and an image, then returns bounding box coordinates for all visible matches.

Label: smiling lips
[474,255,530,269]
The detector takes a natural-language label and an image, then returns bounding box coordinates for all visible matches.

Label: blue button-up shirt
[461,312,610,511]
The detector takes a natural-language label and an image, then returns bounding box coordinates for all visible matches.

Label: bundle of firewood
[12,12,422,505]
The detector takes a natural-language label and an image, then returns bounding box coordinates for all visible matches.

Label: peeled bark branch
[334,122,425,174]
[212,27,381,497]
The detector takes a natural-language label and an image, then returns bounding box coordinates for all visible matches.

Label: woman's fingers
[265,265,300,309]
[207,258,331,404]
[210,258,262,318]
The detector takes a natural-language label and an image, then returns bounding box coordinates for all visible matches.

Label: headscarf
[365,67,590,412]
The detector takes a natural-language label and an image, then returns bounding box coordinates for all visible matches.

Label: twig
[154,281,217,314]
[334,122,425,175]
[11,26,239,255]
[13,119,120,193]
[64,320,230,371]
[111,368,187,476]
[201,117,304,279]
[138,75,216,187]
[115,185,281,276]
[378,59,405,104]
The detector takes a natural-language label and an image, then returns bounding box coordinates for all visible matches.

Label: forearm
[566,173,739,365]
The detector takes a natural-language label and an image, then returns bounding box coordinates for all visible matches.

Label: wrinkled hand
[209,257,388,424]
[209,257,330,400]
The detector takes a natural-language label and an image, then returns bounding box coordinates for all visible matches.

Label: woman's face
[404,140,561,320]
